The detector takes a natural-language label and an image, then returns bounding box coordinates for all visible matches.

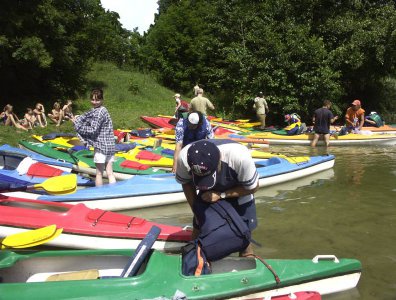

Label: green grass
[1,62,179,147]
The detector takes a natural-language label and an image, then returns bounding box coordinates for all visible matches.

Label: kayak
[141,115,175,128]
[0,195,191,251]
[0,249,361,300]
[4,155,335,211]
[19,140,168,179]
[0,144,73,171]
[247,132,396,145]
[0,150,94,187]
[330,124,396,134]
[33,134,174,168]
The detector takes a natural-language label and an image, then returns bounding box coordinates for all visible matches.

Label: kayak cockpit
[0,254,141,283]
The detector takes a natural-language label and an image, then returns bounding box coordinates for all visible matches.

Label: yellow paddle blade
[33,174,77,194]
[77,161,90,168]
[1,225,63,249]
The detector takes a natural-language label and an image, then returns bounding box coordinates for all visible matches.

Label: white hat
[188,112,200,125]
[174,93,181,98]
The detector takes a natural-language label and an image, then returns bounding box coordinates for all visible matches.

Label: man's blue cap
[187,140,220,190]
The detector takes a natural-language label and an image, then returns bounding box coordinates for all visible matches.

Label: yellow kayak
[250,149,310,163]
[247,132,396,145]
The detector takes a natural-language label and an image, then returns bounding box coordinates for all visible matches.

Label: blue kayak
[0,144,73,169]
[16,154,335,211]
[0,144,94,187]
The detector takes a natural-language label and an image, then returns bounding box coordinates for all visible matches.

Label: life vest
[366,112,384,127]
[284,121,301,135]
[178,100,190,111]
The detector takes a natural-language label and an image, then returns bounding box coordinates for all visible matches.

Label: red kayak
[0,195,191,251]
[248,291,321,300]
[141,116,176,129]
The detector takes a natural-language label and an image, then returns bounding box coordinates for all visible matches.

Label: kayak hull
[0,151,93,186]
[247,132,396,145]
[4,155,335,211]
[0,144,73,171]
[0,196,191,250]
[0,250,361,300]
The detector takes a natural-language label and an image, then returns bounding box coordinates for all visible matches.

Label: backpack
[182,240,212,276]
[130,128,154,138]
[367,112,384,127]
[193,199,252,261]
[179,100,190,111]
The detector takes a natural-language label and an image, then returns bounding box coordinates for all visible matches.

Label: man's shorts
[229,199,257,231]
[93,152,115,164]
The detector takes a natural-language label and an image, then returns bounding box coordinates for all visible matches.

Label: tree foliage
[143,0,396,121]
[0,0,134,109]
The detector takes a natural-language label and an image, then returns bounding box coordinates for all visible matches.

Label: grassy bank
[1,62,179,147]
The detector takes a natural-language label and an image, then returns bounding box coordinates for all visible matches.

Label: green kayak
[0,249,361,299]
[19,140,168,180]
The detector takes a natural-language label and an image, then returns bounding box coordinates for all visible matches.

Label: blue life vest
[182,118,210,146]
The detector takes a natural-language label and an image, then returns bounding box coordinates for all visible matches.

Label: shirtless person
[48,101,64,126]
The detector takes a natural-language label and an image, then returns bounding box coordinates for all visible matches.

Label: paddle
[121,225,161,277]
[0,225,63,249]
[0,174,77,195]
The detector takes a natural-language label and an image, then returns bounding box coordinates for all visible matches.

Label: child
[62,100,74,120]
[33,103,47,127]
[72,88,116,186]
[48,101,64,126]
[0,104,28,131]
[23,108,37,129]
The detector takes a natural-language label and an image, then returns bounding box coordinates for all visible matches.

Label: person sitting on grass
[0,104,28,131]
[48,101,64,126]
[33,102,47,127]
[62,100,74,121]
[23,108,38,129]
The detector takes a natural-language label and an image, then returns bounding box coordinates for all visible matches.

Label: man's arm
[201,182,259,203]
[207,99,215,111]
[330,116,338,123]
[182,182,198,209]
[172,143,182,173]
[358,113,365,130]
[345,112,354,126]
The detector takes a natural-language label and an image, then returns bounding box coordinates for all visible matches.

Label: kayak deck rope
[243,254,281,284]
[126,217,136,229]
[92,211,107,227]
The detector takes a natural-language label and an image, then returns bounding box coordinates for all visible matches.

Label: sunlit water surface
[126,145,396,300]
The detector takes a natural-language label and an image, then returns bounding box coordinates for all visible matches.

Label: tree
[0,0,132,110]
[142,0,396,122]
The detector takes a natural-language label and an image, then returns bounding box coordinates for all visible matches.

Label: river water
[127,145,396,300]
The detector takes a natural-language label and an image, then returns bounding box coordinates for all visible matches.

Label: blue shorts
[230,199,257,231]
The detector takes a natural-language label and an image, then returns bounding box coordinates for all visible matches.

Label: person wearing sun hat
[174,93,190,119]
[345,99,365,132]
[172,111,214,173]
[175,139,259,256]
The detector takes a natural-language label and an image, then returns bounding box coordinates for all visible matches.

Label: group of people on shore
[249,92,383,147]
[1,100,74,131]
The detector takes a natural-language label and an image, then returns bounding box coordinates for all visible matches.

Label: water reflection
[122,145,396,299]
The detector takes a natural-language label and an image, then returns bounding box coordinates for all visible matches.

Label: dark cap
[187,140,220,190]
